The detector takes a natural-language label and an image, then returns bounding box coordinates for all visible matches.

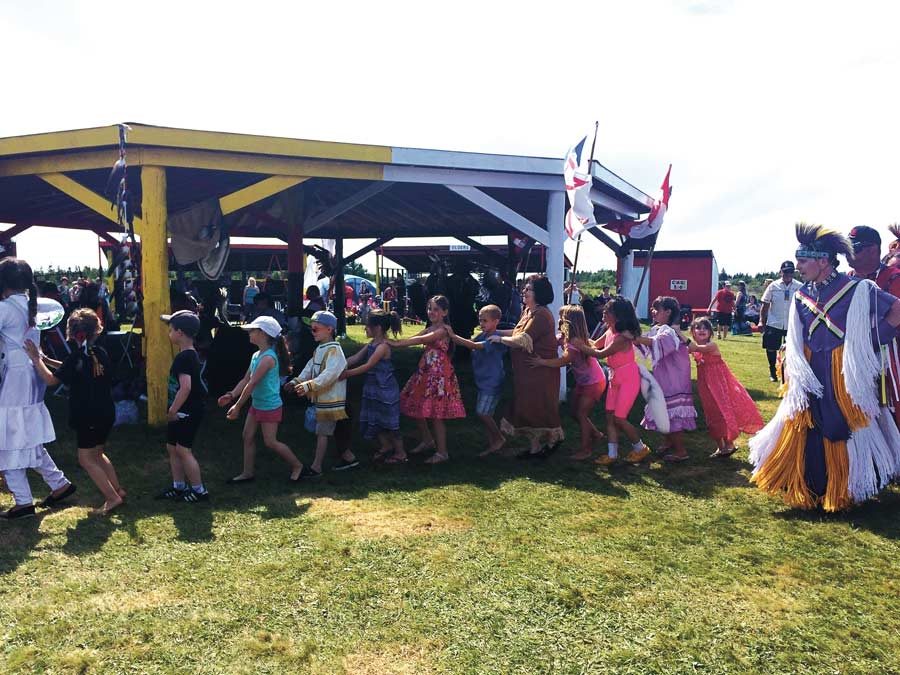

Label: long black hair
[604,297,641,337]
[367,309,402,337]
[0,258,38,326]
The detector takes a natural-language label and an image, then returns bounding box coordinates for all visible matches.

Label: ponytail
[28,281,38,327]
[367,309,403,338]
[273,334,291,376]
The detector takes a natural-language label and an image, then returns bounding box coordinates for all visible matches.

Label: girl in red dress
[390,295,465,464]
[688,318,764,457]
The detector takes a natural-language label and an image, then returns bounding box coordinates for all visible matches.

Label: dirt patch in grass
[85,588,183,614]
[343,642,439,675]
[303,497,471,539]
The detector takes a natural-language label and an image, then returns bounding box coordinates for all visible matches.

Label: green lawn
[2,328,898,674]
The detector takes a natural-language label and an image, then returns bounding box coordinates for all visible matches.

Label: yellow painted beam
[0,149,121,177]
[0,125,118,158]
[1,147,384,181]
[219,175,308,216]
[127,124,391,163]
[38,173,143,230]
[140,166,172,426]
[140,147,384,181]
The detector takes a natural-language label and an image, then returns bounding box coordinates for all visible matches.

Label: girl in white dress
[0,258,76,519]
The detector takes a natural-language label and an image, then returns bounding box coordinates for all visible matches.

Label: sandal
[383,454,408,464]
[710,447,737,459]
[408,441,435,455]
[424,453,449,464]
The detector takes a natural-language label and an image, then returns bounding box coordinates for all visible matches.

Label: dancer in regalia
[749,224,900,511]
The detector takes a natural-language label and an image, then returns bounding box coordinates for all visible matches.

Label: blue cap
[310,310,337,329]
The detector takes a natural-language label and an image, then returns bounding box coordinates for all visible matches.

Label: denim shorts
[476,392,501,416]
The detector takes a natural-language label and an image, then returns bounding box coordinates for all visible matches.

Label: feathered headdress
[795,222,853,260]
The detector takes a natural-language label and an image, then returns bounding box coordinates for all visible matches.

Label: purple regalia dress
[749,272,900,511]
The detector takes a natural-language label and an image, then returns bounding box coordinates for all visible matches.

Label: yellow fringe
[830,345,868,432]
[822,438,851,512]
[752,409,817,509]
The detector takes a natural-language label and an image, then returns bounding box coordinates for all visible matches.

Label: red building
[617,250,719,320]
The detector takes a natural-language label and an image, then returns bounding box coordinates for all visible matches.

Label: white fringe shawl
[844,280,900,501]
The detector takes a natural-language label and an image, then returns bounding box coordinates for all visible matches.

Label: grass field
[2,328,899,674]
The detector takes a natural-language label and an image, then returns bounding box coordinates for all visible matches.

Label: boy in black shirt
[156,310,208,503]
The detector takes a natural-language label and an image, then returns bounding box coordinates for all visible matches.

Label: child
[529,304,606,461]
[342,309,405,463]
[218,315,304,483]
[288,310,348,477]
[688,317,764,457]
[634,296,697,463]
[575,297,651,466]
[389,295,465,464]
[26,308,123,515]
[445,304,508,458]
[0,258,76,519]
[156,310,209,503]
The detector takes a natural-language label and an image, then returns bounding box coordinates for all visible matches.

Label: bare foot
[424,452,449,464]
[116,488,127,500]
[409,441,435,455]
[373,447,393,461]
[290,466,303,481]
[92,495,124,516]
[569,450,593,461]
[479,440,506,458]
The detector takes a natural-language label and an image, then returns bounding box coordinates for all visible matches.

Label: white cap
[241,316,282,338]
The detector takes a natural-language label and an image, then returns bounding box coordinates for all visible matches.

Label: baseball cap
[310,310,337,329]
[779,260,795,273]
[241,315,282,338]
[848,225,881,252]
[160,310,200,337]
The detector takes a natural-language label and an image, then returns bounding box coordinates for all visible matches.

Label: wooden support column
[283,188,305,316]
[334,239,346,336]
[546,190,566,401]
[140,166,172,425]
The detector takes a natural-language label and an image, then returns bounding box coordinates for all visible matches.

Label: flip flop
[663,453,689,463]
[710,447,738,458]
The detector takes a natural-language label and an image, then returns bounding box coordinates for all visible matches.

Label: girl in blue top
[218,316,304,483]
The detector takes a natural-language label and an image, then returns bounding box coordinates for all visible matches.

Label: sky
[3,0,899,275]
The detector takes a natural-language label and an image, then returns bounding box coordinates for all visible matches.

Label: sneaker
[769,376,778,383]
[595,454,617,466]
[2,504,36,519]
[624,445,651,464]
[154,486,185,500]
[332,459,360,472]
[300,466,323,479]
[181,489,209,503]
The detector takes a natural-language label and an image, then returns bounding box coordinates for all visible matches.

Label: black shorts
[166,414,203,449]
[762,326,787,351]
[74,418,114,448]
[713,311,733,327]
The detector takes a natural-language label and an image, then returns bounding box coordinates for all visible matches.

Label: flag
[563,125,598,240]
[603,164,672,240]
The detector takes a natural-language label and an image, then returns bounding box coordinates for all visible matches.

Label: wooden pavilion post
[334,238,346,336]
[140,166,172,425]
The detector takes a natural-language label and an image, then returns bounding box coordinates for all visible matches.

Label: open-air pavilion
[0,123,653,424]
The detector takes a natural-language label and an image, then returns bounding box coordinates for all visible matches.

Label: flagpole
[566,121,599,304]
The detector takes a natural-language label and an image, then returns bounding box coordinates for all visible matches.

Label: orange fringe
[751,408,817,509]
[830,345,868,432]
[822,438,851,512]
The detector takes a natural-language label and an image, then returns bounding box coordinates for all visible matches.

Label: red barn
[617,250,719,320]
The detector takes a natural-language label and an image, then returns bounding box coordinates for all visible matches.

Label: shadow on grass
[772,489,900,540]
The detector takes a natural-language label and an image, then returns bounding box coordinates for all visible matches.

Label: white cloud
[4,0,900,274]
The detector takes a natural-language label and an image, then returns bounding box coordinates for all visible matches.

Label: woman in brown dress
[491,275,563,457]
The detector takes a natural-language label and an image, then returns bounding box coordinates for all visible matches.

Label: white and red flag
[563,125,598,240]
[603,164,672,239]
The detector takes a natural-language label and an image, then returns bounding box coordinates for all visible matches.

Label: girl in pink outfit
[688,317,764,457]
[390,295,465,464]
[576,298,650,466]
[530,305,606,461]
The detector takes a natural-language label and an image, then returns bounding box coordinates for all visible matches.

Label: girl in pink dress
[390,295,465,464]
[576,298,651,466]
[688,317,763,457]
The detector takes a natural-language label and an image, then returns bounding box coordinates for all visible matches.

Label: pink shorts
[250,406,283,423]
[605,362,640,419]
